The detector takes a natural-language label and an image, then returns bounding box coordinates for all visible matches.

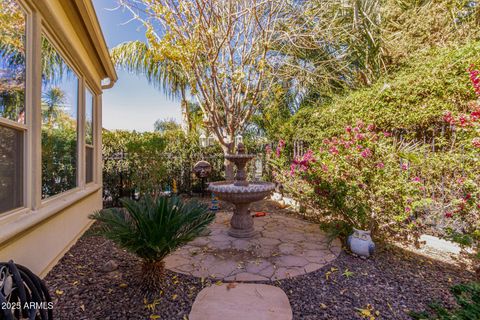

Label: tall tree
[119,0,285,179]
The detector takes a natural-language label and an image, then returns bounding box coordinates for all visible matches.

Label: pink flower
[323,138,330,145]
[353,127,360,133]
[445,211,453,218]
[355,133,365,140]
[345,126,352,133]
[321,164,328,172]
[458,114,469,127]
[473,138,480,148]
[360,148,372,158]
[265,145,272,154]
[401,163,409,171]
[329,146,339,155]
[276,147,281,157]
[383,131,392,137]
[367,124,375,131]
[278,139,286,148]
[356,120,365,128]
[405,207,411,212]
[468,65,480,96]
[412,176,421,183]
[376,162,385,169]
[443,111,455,125]
[289,163,296,176]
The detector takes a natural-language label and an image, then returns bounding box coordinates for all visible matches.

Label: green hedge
[286,41,480,145]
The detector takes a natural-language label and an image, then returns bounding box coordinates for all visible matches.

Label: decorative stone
[100,260,118,273]
[189,284,293,320]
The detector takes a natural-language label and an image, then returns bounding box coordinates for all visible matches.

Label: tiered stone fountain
[208,143,275,238]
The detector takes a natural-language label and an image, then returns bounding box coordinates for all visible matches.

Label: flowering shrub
[270,122,421,238]
[269,67,480,252]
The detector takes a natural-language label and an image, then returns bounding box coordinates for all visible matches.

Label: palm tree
[110,41,194,132]
[41,87,66,124]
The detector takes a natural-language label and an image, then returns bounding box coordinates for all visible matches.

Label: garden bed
[45,219,475,319]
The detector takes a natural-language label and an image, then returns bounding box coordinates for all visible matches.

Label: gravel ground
[44,207,476,319]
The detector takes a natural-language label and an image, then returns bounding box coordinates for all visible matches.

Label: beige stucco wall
[0,189,102,277]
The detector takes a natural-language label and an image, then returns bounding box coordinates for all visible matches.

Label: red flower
[445,211,453,218]
[345,126,352,133]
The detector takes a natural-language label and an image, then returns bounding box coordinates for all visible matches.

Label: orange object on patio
[253,211,267,217]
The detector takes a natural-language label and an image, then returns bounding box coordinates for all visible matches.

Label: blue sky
[93,0,182,132]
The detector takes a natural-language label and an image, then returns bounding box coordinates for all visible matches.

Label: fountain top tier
[223,143,256,187]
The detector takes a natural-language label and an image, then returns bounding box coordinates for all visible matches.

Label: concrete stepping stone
[189,283,292,320]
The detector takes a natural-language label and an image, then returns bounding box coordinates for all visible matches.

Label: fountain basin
[208,181,275,203]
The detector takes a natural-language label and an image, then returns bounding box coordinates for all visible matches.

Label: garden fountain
[208,143,275,238]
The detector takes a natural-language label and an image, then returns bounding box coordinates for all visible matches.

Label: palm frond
[110,41,188,100]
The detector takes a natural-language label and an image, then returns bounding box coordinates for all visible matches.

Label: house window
[85,88,94,183]
[41,37,79,199]
[0,0,26,214]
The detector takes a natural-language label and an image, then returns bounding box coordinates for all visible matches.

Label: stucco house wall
[0,0,116,277]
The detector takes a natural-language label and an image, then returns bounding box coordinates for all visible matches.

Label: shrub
[90,196,215,291]
[102,129,225,206]
[284,41,480,144]
[410,282,480,320]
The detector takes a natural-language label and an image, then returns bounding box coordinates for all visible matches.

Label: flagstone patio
[164,210,342,281]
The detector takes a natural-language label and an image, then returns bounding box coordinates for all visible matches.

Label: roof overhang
[34,0,117,92]
[72,0,117,89]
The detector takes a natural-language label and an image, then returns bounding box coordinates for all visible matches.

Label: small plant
[409,282,480,320]
[90,196,215,291]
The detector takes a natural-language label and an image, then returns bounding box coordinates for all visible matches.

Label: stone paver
[166,210,341,281]
[189,283,292,320]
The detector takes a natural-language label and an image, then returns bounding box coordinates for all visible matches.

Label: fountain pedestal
[229,203,255,238]
[208,143,275,238]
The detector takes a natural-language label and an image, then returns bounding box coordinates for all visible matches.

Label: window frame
[0,0,30,216]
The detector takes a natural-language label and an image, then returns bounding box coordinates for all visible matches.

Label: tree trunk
[221,143,235,181]
[180,87,192,133]
[140,260,165,292]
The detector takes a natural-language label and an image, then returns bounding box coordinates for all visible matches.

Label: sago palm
[90,196,215,291]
